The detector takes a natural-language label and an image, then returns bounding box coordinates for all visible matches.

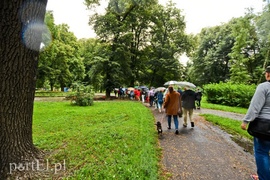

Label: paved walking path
[149,106,256,180]
[198,108,245,121]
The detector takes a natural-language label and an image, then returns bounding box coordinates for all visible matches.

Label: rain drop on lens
[22,22,52,52]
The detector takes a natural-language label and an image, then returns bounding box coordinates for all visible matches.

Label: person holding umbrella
[163,86,182,134]
[182,87,196,128]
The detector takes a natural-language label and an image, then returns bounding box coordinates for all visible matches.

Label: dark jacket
[195,91,202,100]
[182,89,196,109]
[156,92,163,104]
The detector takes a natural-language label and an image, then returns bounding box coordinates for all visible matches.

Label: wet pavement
[149,106,256,180]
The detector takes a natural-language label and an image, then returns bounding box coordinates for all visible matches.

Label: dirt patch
[34,97,67,101]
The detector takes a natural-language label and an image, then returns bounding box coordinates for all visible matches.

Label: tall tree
[256,4,270,82]
[87,0,191,90]
[38,12,85,91]
[145,1,190,87]
[189,23,234,86]
[229,12,262,84]
[87,0,159,97]
[0,0,47,178]
[79,38,113,92]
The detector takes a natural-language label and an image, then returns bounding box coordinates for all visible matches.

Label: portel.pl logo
[9,159,66,174]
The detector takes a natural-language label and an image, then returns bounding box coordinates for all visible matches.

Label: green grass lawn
[200,97,253,141]
[33,101,160,179]
[201,97,247,114]
[200,114,252,140]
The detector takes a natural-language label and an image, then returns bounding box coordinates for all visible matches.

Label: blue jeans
[254,137,270,180]
[167,115,178,129]
[157,101,163,110]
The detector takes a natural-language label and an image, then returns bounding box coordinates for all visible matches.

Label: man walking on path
[182,87,196,128]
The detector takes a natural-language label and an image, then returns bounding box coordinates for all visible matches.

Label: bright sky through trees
[46,0,266,64]
[46,0,265,39]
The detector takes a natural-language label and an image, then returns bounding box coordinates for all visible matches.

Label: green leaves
[203,82,256,108]
[38,12,85,90]
[189,7,269,86]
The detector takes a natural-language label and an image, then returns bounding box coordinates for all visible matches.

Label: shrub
[69,83,94,106]
[203,82,256,108]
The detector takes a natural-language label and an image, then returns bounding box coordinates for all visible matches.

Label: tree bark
[0,0,47,178]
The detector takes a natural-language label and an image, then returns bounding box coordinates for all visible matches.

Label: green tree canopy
[38,11,85,91]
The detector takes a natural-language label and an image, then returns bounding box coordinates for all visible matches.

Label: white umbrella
[155,87,166,92]
[164,80,180,86]
[177,81,196,88]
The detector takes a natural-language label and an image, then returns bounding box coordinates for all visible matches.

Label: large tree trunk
[0,0,48,178]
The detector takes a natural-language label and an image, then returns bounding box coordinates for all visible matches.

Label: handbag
[177,111,182,118]
[247,118,270,141]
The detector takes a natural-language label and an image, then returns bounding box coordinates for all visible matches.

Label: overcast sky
[46,0,266,64]
[163,0,265,34]
[46,0,265,39]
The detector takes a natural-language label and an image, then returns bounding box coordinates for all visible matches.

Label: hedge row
[203,82,256,108]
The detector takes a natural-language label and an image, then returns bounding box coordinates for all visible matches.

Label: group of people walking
[150,86,202,135]
[147,66,270,180]
[151,66,270,180]
[115,87,143,101]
